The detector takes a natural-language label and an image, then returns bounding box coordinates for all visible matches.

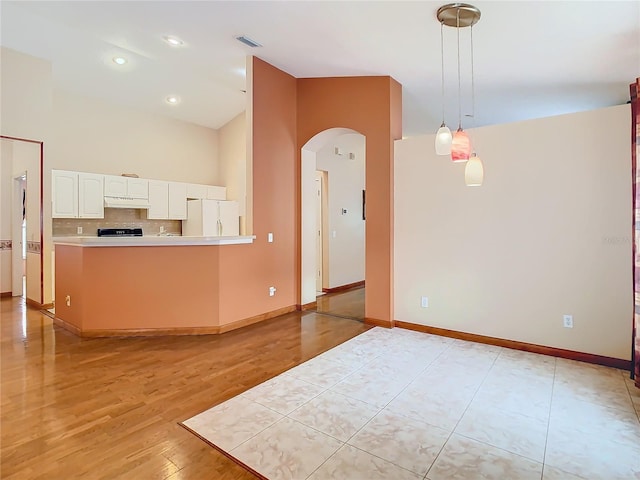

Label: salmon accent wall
[216,58,298,325]
[297,76,402,325]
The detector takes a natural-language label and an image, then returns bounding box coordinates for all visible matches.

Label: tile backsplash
[53,209,182,237]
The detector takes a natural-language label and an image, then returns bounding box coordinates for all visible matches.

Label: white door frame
[315,172,323,292]
[12,173,26,297]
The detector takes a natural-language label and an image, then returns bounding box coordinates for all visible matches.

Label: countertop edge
[52,235,256,247]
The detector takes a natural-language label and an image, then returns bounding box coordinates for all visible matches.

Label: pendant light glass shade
[451,128,471,162]
[435,123,453,155]
[465,152,484,186]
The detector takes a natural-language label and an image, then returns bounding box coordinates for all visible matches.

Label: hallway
[316,287,365,321]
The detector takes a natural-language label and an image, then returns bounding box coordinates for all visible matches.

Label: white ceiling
[1,1,638,137]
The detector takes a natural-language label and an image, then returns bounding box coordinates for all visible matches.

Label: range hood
[104,196,151,209]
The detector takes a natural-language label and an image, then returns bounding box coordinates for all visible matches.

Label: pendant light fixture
[436,3,481,163]
[435,23,452,155]
[465,21,484,186]
[465,152,484,186]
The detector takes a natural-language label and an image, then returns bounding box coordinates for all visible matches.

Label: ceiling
[1,1,638,137]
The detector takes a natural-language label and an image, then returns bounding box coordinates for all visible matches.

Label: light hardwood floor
[0,297,370,479]
[316,287,365,321]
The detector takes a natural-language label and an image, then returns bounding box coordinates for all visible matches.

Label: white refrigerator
[182,199,239,237]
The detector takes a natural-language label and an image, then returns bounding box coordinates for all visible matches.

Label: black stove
[97,228,143,237]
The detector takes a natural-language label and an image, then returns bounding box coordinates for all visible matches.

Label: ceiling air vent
[235,35,262,48]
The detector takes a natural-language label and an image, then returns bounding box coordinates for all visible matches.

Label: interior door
[11,175,26,296]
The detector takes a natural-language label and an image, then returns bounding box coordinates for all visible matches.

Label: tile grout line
[537,355,556,480]
[424,347,518,480]
[621,370,640,423]
[304,330,456,480]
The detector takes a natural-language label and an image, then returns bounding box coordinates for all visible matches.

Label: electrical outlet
[268,232,273,243]
[421,296,429,308]
[77,226,83,235]
[65,295,71,307]
[160,226,165,233]
[269,286,276,297]
[563,314,573,328]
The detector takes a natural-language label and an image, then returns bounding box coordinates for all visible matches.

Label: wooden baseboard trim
[64,305,299,338]
[364,317,394,328]
[80,326,222,338]
[25,298,54,310]
[394,321,632,371]
[322,280,365,294]
[297,301,317,311]
[53,316,81,337]
[217,305,297,334]
[1,292,11,298]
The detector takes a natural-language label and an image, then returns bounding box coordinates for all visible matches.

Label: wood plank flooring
[316,287,365,321]
[0,297,370,479]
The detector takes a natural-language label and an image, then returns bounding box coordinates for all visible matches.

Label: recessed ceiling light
[163,36,184,47]
[166,95,181,105]
[112,56,127,65]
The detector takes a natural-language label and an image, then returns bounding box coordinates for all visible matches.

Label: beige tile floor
[183,327,640,480]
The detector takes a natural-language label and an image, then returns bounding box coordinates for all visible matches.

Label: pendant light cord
[456,9,462,130]
[440,23,445,124]
[471,24,475,126]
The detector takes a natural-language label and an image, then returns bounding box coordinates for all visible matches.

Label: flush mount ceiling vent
[235,35,262,48]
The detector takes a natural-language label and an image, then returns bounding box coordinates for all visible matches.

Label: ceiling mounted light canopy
[112,56,127,65]
[436,3,485,186]
[165,95,180,105]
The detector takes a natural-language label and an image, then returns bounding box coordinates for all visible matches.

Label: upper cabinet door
[127,178,149,199]
[78,173,104,218]
[147,180,169,219]
[186,183,208,199]
[206,185,227,200]
[103,175,127,197]
[52,170,79,218]
[168,182,187,219]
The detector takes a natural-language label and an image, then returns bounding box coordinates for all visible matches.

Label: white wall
[394,105,632,360]
[1,141,13,293]
[0,48,51,303]
[219,112,247,219]
[10,140,42,302]
[50,89,219,183]
[316,133,366,288]
[0,47,52,140]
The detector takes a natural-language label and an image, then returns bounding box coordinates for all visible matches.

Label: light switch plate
[268,232,273,243]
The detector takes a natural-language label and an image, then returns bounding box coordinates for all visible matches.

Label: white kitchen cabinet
[186,183,208,199]
[168,182,187,220]
[206,185,227,200]
[147,180,169,219]
[52,170,104,218]
[104,175,149,199]
[103,175,127,197]
[147,181,187,220]
[78,173,104,218]
[182,199,239,237]
[187,183,227,201]
[127,178,149,198]
[52,170,78,218]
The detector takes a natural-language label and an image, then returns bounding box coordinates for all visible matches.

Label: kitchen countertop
[52,235,256,247]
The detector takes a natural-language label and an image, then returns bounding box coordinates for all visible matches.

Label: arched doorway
[301,128,365,320]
